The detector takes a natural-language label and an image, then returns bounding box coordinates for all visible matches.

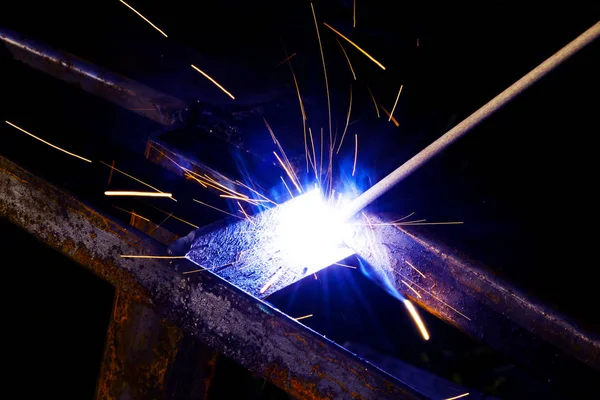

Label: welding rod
[341,21,600,220]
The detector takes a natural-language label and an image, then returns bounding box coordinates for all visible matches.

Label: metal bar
[0,28,187,126]
[365,216,600,374]
[342,21,600,220]
[0,155,427,400]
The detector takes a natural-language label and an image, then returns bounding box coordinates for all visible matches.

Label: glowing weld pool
[186,189,356,297]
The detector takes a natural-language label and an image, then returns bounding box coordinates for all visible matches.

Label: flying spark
[336,39,356,80]
[444,393,469,400]
[113,206,150,222]
[6,121,92,163]
[389,84,404,122]
[406,260,426,279]
[276,52,297,67]
[295,314,313,321]
[379,105,400,126]
[403,299,430,340]
[311,3,333,168]
[260,268,285,295]
[105,191,172,197]
[352,134,358,176]
[100,161,175,201]
[323,22,386,70]
[119,0,168,38]
[191,64,235,100]
[336,85,353,154]
[401,280,422,298]
[366,86,380,118]
[193,198,245,220]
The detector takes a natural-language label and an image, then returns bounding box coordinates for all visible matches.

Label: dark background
[1,1,599,398]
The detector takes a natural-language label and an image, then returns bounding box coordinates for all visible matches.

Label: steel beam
[0,28,187,126]
[365,216,600,374]
[0,155,427,400]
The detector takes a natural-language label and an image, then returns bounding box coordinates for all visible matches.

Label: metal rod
[342,21,600,220]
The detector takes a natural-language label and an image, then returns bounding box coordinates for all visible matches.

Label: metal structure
[1,22,599,399]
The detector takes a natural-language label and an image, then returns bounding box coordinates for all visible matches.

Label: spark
[219,194,251,201]
[389,84,404,122]
[311,3,332,166]
[353,0,356,28]
[260,268,285,294]
[100,161,175,201]
[192,198,245,220]
[285,54,308,171]
[150,205,199,229]
[308,127,318,180]
[395,272,472,321]
[6,121,92,163]
[334,262,357,269]
[105,191,172,197]
[274,152,302,193]
[295,314,313,321]
[234,180,278,206]
[199,173,248,198]
[148,212,172,235]
[183,269,203,275]
[366,86,380,118]
[320,127,324,179]
[336,39,356,80]
[237,201,255,225]
[406,260,426,279]
[120,255,186,259]
[444,393,469,400]
[352,134,358,176]
[393,212,415,222]
[113,206,150,221]
[336,85,353,154]
[401,280,422,298]
[276,52,296,67]
[191,64,235,100]
[314,273,318,280]
[280,176,294,199]
[107,160,116,184]
[119,0,168,37]
[323,23,386,70]
[203,174,248,196]
[403,299,430,340]
[399,221,464,226]
[264,119,302,191]
[379,105,400,126]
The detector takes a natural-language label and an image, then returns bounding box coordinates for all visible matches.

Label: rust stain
[96,291,183,399]
[265,363,331,400]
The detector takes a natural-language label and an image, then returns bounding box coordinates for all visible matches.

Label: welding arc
[341,21,600,221]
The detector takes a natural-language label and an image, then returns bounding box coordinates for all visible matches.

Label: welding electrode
[341,21,600,221]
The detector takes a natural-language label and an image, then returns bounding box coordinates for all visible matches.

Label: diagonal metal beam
[0,155,427,400]
[0,28,187,126]
[362,216,600,375]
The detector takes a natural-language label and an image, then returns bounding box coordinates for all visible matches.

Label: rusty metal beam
[0,28,187,126]
[0,155,427,400]
[365,216,600,374]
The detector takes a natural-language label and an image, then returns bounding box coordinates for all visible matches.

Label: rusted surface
[0,155,427,400]
[367,216,600,373]
[95,289,183,400]
[95,211,221,399]
[0,28,187,126]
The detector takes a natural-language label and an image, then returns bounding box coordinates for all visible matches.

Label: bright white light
[273,189,354,274]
